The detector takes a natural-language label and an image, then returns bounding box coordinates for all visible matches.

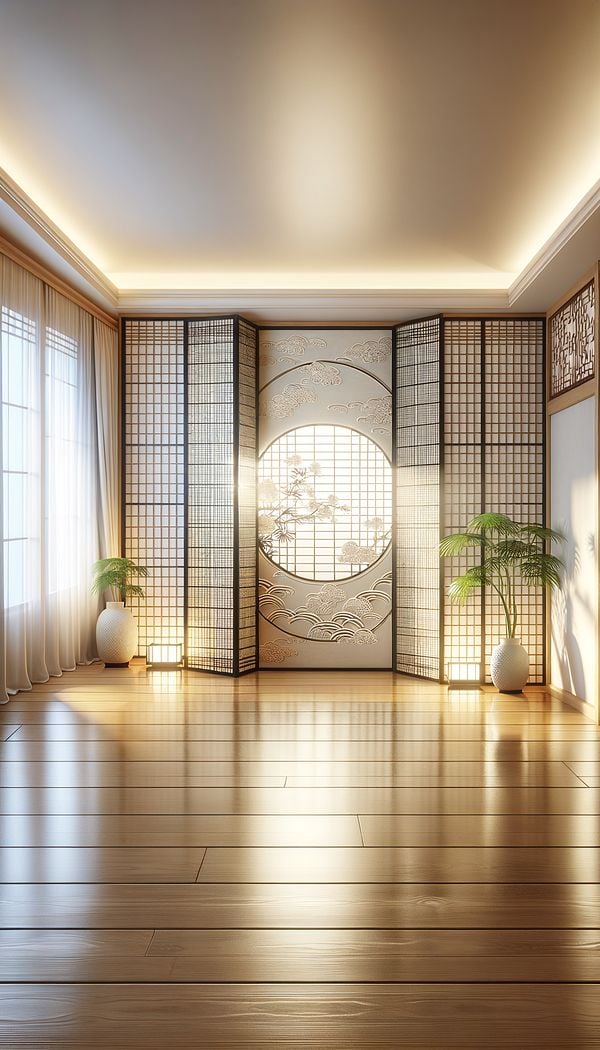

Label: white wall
[550,396,597,705]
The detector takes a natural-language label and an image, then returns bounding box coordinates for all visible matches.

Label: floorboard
[1,665,600,1047]
[1,983,600,1047]
[2,881,600,929]
[0,784,598,814]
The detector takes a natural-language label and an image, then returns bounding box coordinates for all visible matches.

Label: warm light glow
[447,662,481,683]
[511,173,600,275]
[1,160,109,271]
[107,270,515,291]
[5,152,600,298]
[147,643,183,668]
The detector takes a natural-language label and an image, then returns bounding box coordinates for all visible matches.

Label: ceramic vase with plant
[439,514,564,692]
[92,558,149,667]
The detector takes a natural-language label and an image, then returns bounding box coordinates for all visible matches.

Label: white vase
[96,601,138,667]
[490,637,529,693]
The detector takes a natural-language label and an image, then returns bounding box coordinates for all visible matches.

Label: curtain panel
[0,254,119,702]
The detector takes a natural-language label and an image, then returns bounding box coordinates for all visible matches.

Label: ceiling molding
[0,167,119,309]
[117,286,510,322]
[508,177,600,306]
[1,162,599,322]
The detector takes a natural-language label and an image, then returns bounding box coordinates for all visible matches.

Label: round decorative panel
[258,424,392,582]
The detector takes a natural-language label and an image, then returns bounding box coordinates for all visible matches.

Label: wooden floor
[1,665,600,1047]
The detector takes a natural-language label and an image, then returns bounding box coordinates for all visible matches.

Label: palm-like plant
[91,557,148,605]
[439,513,564,639]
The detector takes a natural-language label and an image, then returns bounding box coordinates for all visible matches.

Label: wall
[550,397,597,705]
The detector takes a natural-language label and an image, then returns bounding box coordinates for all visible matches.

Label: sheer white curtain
[0,254,119,702]
[93,317,120,561]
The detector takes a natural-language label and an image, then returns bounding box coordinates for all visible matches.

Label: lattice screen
[394,317,441,678]
[123,316,257,674]
[394,315,545,683]
[186,318,257,674]
[442,320,483,681]
[123,314,542,682]
[237,319,259,673]
[123,320,185,656]
[483,319,544,683]
[442,318,545,684]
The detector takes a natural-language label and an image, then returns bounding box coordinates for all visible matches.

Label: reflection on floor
[0,664,600,1046]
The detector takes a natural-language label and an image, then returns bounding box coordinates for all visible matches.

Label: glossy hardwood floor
[1,664,600,1047]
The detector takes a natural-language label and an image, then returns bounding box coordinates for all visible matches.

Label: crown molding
[2,163,599,321]
[117,286,510,321]
[508,177,600,306]
[0,167,119,309]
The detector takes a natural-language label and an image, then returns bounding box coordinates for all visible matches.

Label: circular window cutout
[258,424,392,581]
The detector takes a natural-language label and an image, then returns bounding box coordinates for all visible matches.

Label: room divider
[122,314,544,682]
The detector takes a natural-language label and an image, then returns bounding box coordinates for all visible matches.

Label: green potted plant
[92,557,149,667]
[439,513,564,692]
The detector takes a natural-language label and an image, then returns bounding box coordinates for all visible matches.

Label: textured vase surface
[490,637,529,692]
[96,602,138,666]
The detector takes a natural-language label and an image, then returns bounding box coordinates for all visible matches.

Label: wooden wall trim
[548,684,597,722]
[547,379,596,415]
[0,234,118,330]
[596,260,599,726]
[545,261,599,724]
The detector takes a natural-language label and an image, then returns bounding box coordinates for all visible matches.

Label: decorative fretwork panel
[394,317,441,679]
[123,320,185,657]
[550,281,595,397]
[258,328,392,668]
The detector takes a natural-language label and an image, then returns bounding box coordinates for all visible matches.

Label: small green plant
[91,557,149,605]
[439,513,564,639]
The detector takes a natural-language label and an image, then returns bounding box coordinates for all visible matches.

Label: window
[45,325,79,594]
[1,307,40,608]
[1,308,83,607]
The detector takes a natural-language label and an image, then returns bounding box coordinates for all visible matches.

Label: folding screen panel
[123,320,185,656]
[123,316,257,674]
[442,318,545,684]
[257,329,393,668]
[237,319,260,673]
[394,315,544,684]
[186,318,258,674]
[394,317,441,678]
[442,319,483,681]
[123,313,543,681]
[483,319,545,683]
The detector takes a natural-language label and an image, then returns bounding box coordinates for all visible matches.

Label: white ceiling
[0,0,599,318]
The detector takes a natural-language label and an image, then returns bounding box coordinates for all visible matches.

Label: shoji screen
[123,320,185,656]
[483,319,544,683]
[442,320,483,681]
[394,317,441,678]
[186,318,258,674]
[237,319,259,673]
[442,318,545,684]
[123,316,257,674]
[393,315,545,684]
